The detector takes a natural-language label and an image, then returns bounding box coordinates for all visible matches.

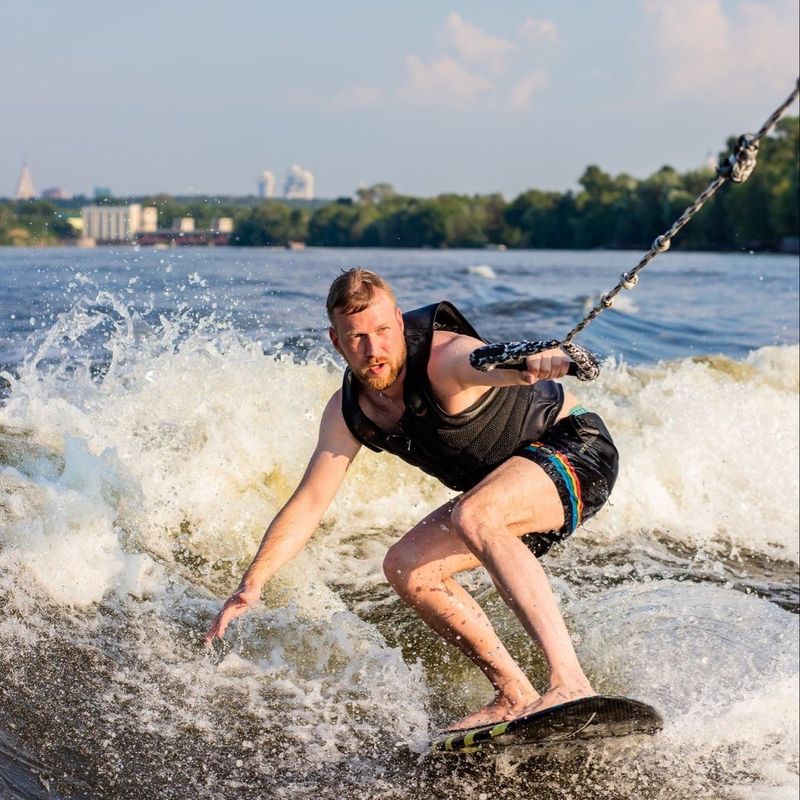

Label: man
[206,268,618,731]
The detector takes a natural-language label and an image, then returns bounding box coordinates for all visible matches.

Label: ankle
[492,677,536,699]
[547,673,593,693]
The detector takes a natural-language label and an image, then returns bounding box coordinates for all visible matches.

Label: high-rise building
[283,165,315,200]
[258,170,275,198]
[14,164,36,200]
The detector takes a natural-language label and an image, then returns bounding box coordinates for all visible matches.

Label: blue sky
[3,0,798,199]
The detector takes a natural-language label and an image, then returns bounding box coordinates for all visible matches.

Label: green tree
[232,203,302,246]
[574,166,636,248]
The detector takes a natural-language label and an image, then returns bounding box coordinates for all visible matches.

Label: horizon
[4,1,798,200]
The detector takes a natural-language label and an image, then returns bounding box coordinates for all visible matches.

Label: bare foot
[446,690,540,731]
[512,683,596,720]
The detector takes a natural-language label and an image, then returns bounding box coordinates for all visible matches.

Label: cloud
[397,54,493,108]
[332,84,384,109]
[644,0,799,100]
[444,12,518,73]
[518,17,560,45]
[509,70,550,111]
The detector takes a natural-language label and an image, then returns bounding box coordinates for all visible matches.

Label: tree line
[2,117,797,250]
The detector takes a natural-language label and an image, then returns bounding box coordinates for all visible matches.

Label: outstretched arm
[205,390,361,642]
[429,330,571,394]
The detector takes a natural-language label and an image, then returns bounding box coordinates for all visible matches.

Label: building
[14,164,36,199]
[258,170,275,198]
[211,217,233,233]
[81,204,157,243]
[172,217,195,233]
[283,164,314,200]
[141,207,158,233]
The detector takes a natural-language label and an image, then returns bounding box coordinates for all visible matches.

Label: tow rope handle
[469,340,600,382]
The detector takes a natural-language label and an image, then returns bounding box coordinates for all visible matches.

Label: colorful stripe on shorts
[524,443,583,531]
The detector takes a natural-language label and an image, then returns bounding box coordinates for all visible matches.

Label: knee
[451,495,500,557]
[382,543,417,594]
[383,541,444,599]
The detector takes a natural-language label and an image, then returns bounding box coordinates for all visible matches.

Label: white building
[211,217,233,233]
[141,207,158,232]
[81,204,157,242]
[172,217,195,233]
[258,170,275,198]
[283,164,314,200]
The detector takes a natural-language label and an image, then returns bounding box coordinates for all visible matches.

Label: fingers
[204,610,228,644]
[203,594,251,645]
[522,350,571,383]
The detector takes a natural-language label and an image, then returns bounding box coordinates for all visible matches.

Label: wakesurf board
[430,695,662,755]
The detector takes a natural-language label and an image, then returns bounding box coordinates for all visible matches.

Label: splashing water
[0,248,797,799]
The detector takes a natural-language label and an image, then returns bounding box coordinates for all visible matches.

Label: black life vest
[340,302,564,491]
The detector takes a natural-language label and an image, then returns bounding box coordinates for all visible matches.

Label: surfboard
[430,695,663,755]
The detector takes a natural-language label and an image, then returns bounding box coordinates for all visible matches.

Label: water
[0,246,797,799]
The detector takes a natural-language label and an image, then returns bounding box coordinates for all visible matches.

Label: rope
[471,78,799,381]
[563,77,800,346]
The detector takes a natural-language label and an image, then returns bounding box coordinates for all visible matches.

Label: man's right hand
[204,586,260,644]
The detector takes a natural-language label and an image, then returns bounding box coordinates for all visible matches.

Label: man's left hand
[520,348,572,383]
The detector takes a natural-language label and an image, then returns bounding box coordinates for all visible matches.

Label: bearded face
[353,337,407,391]
[330,291,407,392]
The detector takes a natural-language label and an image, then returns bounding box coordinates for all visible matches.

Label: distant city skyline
[3,1,798,199]
[9,163,318,201]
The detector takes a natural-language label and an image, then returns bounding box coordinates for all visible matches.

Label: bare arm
[204,390,360,642]
[429,330,572,396]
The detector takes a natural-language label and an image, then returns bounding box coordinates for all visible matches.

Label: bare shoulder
[430,329,484,369]
[317,389,361,459]
[293,388,361,506]
[321,388,344,422]
[429,329,493,391]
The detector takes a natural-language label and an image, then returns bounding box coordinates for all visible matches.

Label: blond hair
[326,268,397,322]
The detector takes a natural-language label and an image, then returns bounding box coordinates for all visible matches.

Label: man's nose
[364,334,382,356]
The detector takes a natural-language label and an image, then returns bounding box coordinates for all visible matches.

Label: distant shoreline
[3,117,797,253]
[1,240,798,254]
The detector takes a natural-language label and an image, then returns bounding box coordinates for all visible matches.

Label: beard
[355,340,407,391]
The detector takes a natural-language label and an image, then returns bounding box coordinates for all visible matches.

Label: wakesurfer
[205,268,618,731]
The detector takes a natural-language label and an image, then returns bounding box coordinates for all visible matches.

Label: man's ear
[329,325,342,355]
[395,306,404,331]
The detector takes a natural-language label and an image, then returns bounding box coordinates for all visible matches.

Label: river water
[0,246,797,799]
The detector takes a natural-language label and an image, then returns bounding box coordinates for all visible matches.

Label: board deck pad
[430,695,663,755]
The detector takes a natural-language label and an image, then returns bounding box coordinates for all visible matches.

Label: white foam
[0,300,797,794]
[571,346,800,562]
[2,308,797,616]
[0,436,128,607]
[609,294,639,314]
[466,264,496,279]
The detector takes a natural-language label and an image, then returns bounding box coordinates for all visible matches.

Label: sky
[2,0,798,199]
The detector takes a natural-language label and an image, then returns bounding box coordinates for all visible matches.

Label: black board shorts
[515,409,618,558]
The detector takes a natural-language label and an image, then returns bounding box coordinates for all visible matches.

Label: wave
[0,302,797,798]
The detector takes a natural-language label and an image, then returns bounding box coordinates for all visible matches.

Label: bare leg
[385,457,595,729]
[384,502,540,729]
[451,456,595,717]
